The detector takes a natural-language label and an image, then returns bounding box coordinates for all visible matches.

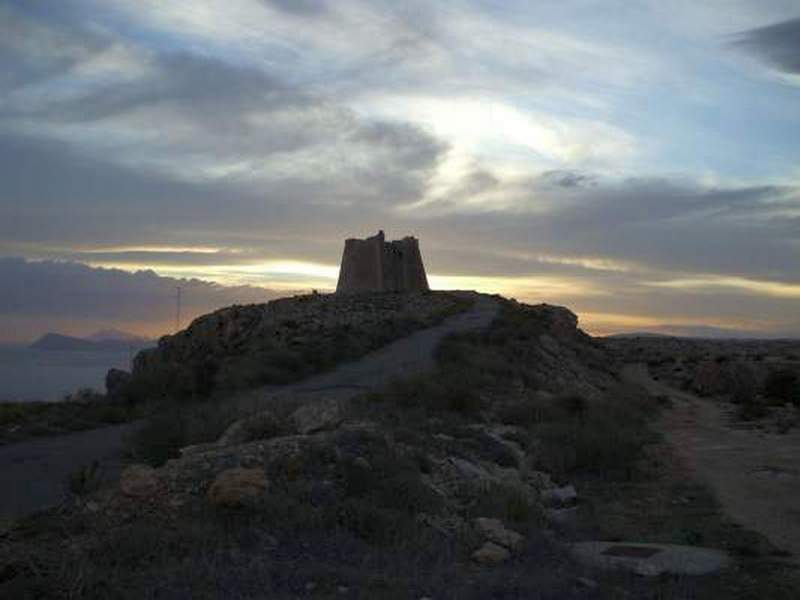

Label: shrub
[65,460,102,497]
[467,482,537,523]
[385,371,483,416]
[534,388,655,480]
[127,401,241,466]
[764,370,799,405]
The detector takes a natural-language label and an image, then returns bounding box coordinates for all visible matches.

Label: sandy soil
[624,363,800,563]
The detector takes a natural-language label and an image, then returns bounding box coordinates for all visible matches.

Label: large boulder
[218,410,281,446]
[207,467,268,508]
[472,542,511,565]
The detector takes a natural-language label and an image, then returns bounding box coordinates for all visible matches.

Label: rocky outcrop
[491,301,615,400]
[291,398,343,434]
[472,542,511,564]
[128,291,466,402]
[207,467,268,508]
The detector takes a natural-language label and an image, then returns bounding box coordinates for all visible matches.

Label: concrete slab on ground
[569,541,730,576]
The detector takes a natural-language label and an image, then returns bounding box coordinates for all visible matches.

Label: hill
[30,333,152,353]
[127,291,470,402]
[85,329,151,344]
[3,292,793,598]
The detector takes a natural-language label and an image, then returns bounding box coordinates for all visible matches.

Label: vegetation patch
[0,394,140,445]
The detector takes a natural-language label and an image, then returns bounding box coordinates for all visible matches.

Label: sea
[0,345,138,402]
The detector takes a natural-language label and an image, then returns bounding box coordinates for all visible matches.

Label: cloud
[0,257,279,342]
[262,0,329,16]
[1,1,799,337]
[540,170,598,189]
[733,17,800,76]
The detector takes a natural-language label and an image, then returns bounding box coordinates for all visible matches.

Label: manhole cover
[601,545,662,558]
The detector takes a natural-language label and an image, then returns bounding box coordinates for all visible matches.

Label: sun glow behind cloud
[2,1,800,339]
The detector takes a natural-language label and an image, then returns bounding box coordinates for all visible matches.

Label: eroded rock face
[120,465,159,498]
[207,467,268,508]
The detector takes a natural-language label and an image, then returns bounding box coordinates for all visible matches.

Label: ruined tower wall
[336,231,429,293]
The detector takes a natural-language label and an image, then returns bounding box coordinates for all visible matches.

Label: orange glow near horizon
[70,259,798,339]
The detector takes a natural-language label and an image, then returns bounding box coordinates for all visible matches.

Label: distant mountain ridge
[85,328,151,344]
[607,324,796,340]
[30,331,154,352]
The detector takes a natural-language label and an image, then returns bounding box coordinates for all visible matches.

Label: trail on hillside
[0,294,499,521]
[623,363,800,563]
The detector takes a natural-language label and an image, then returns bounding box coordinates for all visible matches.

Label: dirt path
[0,294,499,521]
[236,292,499,402]
[623,363,800,562]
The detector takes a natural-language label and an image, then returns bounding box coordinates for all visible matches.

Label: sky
[1,0,799,342]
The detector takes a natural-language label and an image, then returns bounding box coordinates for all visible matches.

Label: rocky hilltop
[6,294,691,598]
[127,291,470,402]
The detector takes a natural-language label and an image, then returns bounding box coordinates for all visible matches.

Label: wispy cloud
[0,0,799,337]
[732,17,800,79]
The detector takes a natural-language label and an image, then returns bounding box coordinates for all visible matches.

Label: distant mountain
[606,324,786,339]
[30,333,153,352]
[85,328,151,344]
[606,331,675,339]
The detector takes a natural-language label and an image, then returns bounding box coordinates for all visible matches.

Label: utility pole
[175,285,182,333]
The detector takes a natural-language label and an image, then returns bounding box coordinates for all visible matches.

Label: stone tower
[336,230,430,293]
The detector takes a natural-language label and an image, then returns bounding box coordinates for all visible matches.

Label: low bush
[534,387,656,481]
[65,460,102,497]
[466,481,538,524]
[0,399,138,444]
[127,401,241,466]
[383,370,484,416]
[764,370,800,405]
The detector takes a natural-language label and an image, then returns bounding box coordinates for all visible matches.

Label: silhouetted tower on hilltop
[336,230,429,293]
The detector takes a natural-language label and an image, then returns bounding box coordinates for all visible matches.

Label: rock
[120,464,159,498]
[218,410,280,446]
[526,470,555,490]
[207,467,268,508]
[474,517,525,551]
[105,368,132,402]
[545,506,579,526]
[292,398,343,434]
[542,484,577,506]
[472,541,511,565]
[179,442,217,457]
[448,456,491,480]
